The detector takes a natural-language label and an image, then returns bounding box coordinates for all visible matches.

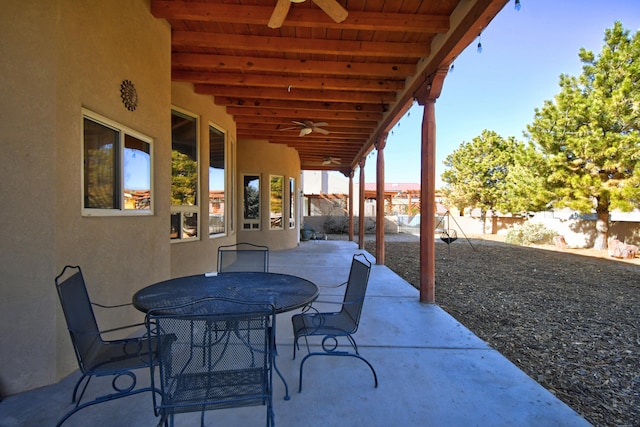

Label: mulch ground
[364,237,640,427]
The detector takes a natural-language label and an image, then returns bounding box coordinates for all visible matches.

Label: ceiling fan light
[290,0,306,3]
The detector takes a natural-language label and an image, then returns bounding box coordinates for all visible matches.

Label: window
[171,109,199,241]
[289,177,296,229]
[270,175,283,230]
[82,109,152,215]
[209,124,226,237]
[229,138,235,233]
[243,174,260,230]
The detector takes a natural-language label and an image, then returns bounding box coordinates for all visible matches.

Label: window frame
[208,122,227,238]
[269,175,284,230]
[242,173,261,231]
[170,107,200,242]
[289,177,296,229]
[81,108,153,217]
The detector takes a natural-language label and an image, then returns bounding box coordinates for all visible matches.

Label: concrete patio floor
[0,238,591,427]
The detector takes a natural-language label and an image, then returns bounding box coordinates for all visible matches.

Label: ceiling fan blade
[312,0,348,23]
[299,127,313,137]
[292,120,308,127]
[322,156,341,165]
[314,127,330,135]
[313,122,328,128]
[268,0,292,29]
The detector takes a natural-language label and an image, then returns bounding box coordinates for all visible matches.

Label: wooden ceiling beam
[240,133,369,142]
[238,133,367,143]
[234,115,379,128]
[215,97,387,113]
[172,31,430,59]
[284,149,362,157]
[151,1,450,33]
[236,123,373,135]
[174,71,405,93]
[225,106,384,122]
[172,53,415,78]
[295,143,364,153]
[194,84,396,104]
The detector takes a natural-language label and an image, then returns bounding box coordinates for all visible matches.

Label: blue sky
[359,0,640,188]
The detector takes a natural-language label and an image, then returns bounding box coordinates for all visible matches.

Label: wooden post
[375,135,387,264]
[348,171,354,242]
[358,158,366,249]
[414,66,449,303]
[419,100,437,303]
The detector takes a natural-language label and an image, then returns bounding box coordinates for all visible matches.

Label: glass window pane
[170,213,181,239]
[171,110,198,206]
[244,175,260,220]
[209,125,225,236]
[270,175,283,230]
[289,177,296,228]
[123,134,151,210]
[84,118,119,209]
[184,212,198,238]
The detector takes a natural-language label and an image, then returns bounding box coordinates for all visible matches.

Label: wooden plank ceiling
[151,0,508,175]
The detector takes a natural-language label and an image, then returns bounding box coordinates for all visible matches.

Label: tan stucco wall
[0,1,303,396]
[237,139,301,250]
[0,0,172,395]
[0,1,59,396]
[169,82,238,277]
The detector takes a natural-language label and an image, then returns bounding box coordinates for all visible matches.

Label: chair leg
[56,386,156,427]
[71,373,90,403]
[298,351,378,393]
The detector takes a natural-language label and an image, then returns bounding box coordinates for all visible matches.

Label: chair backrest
[340,253,372,329]
[217,242,269,273]
[147,298,275,419]
[54,266,101,369]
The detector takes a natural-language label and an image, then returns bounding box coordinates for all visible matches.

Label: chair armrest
[90,302,145,335]
[318,281,347,289]
[92,301,133,309]
[99,322,146,335]
[303,297,363,309]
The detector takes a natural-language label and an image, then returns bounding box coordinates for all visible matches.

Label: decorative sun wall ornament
[120,80,138,111]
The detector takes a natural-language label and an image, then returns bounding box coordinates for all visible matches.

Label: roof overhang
[151,0,509,175]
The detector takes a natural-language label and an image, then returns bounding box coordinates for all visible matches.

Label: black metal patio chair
[291,253,378,392]
[146,298,275,427]
[54,265,161,427]
[217,242,269,273]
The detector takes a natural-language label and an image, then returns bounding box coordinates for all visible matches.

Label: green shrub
[505,222,557,246]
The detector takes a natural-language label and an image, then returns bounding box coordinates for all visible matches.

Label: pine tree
[527,22,640,249]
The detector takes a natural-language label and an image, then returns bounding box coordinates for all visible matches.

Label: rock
[608,238,639,259]
[553,235,568,249]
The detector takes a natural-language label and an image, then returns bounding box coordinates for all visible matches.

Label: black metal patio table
[132,271,319,399]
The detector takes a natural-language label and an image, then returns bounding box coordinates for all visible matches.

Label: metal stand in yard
[435,211,476,255]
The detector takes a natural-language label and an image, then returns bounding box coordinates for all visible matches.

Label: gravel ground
[358,233,640,427]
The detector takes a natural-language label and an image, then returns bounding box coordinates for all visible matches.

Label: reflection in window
[289,177,296,228]
[171,109,198,240]
[243,174,260,230]
[83,111,152,214]
[209,125,226,237]
[124,135,151,210]
[84,119,117,209]
[270,175,283,230]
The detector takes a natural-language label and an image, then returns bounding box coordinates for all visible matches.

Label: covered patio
[0,240,589,426]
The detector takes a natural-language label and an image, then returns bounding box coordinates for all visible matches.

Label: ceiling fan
[268,0,348,29]
[322,156,342,165]
[280,120,330,137]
